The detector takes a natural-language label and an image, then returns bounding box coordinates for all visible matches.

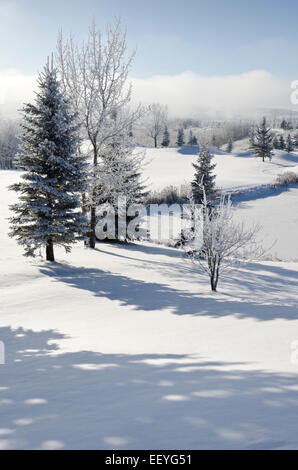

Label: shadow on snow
[1,326,298,449]
[38,243,298,322]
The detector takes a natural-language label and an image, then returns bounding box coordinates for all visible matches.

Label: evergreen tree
[249,128,255,147]
[95,134,147,242]
[128,126,134,139]
[281,120,293,131]
[188,130,194,145]
[212,135,218,148]
[272,135,280,149]
[286,134,294,153]
[250,117,273,162]
[294,132,298,147]
[226,137,233,153]
[161,125,170,147]
[281,119,287,130]
[176,128,185,146]
[279,134,286,150]
[188,131,198,146]
[9,63,88,261]
[192,144,216,204]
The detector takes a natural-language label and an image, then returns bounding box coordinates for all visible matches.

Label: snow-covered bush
[184,191,262,291]
[145,184,191,205]
[275,172,298,186]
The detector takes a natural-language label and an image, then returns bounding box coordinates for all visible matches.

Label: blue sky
[1,0,298,78]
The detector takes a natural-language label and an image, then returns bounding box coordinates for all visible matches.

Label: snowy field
[143,142,298,261]
[1,142,298,450]
[142,139,298,191]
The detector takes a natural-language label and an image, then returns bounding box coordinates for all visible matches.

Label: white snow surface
[1,142,298,450]
[142,141,298,191]
[143,143,298,261]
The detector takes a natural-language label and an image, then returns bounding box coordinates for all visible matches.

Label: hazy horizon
[1,0,298,119]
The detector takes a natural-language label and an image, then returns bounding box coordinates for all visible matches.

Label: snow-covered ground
[143,142,298,261]
[142,140,298,191]
[1,141,298,450]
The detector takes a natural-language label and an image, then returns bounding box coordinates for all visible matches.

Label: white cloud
[0,68,295,120]
[0,69,36,118]
[131,70,294,118]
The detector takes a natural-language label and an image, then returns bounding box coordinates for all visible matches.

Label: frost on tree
[161,125,170,147]
[9,62,88,262]
[94,121,147,242]
[184,190,261,292]
[192,144,216,205]
[251,117,273,162]
[176,128,185,147]
[286,134,294,153]
[226,137,233,153]
[279,134,286,150]
[56,20,143,248]
[147,103,168,148]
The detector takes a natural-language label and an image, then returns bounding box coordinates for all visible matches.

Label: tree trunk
[88,146,98,249]
[89,206,97,248]
[210,278,217,292]
[46,238,55,262]
[154,136,157,148]
[210,268,217,292]
[82,192,88,213]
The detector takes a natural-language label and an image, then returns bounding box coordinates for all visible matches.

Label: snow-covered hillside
[142,142,298,260]
[142,141,298,191]
[1,152,298,449]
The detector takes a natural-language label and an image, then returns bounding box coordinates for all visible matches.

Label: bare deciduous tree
[0,119,20,169]
[56,19,143,248]
[185,191,262,291]
[147,103,168,148]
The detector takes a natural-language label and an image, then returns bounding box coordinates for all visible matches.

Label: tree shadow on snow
[0,326,298,449]
[38,252,298,321]
[231,185,288,207]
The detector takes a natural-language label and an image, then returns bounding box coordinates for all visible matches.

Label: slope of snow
[142,143,298,191]
[235,187,298,261]
[142,143,298,260]
[1,170,298,449]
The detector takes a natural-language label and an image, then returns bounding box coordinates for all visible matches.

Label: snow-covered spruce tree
[161,125,170,147]
[212,135,218,149]
[273,135,280,149]
[95,130,147,242]
[249,127,255,147]
[281,119,287,130]
[279,134,286,150]
[188,130,194,146]
[188,131,198,146]
[286,134,294,153]
[251,117,273,162]
[176,128,185,147]
[226,137,233,153]
[9,63,88,262]
[294,132,298,148]
[191,144,216,205]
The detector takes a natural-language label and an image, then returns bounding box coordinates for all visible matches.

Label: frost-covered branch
[184,189,263,291]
